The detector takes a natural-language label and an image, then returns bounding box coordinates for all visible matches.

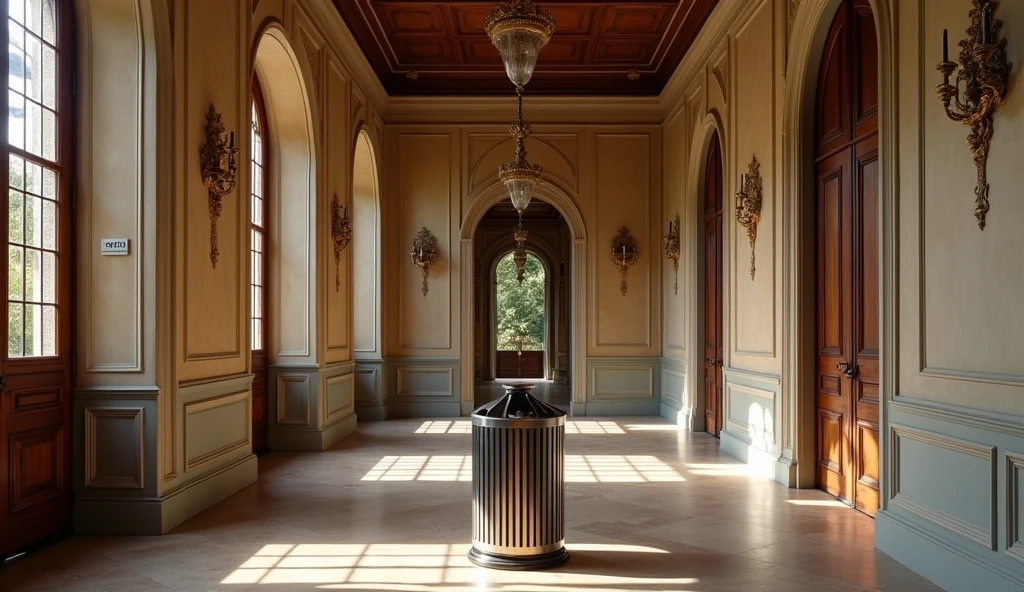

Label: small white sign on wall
[100,238,130,256]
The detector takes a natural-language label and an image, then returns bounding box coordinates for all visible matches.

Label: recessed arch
[253,26,318,362]
[459,183,587,414]
[781,0,896,489]
[353,129,382,359]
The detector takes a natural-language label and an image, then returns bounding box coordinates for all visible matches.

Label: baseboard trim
[355,403,390,421]
[720,428,779,479]
[269,413,357,451]
[73,454,257,535]
[876,509,1024,592]
[574,400,661,416]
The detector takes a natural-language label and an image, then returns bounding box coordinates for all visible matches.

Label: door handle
[835,362,859,379]
[706,357,721,367]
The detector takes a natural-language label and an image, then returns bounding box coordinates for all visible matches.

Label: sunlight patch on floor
[222,543,699,590]
[785,499,850,507]
[360,455,684,483]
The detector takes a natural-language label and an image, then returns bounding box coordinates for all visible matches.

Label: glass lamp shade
[492,29,547,87]
[505,177,536,213]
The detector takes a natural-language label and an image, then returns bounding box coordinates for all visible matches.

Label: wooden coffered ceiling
[332,0,720,96]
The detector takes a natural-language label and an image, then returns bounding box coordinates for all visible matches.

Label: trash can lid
[472,383,566,419]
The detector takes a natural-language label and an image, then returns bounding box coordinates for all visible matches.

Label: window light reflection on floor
[414,420,627,435]
[222,543,699,589]
[785,499,851,507]
[361,455,684,483]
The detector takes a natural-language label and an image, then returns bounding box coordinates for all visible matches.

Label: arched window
[495,252,545,379]
[250,76,269,452]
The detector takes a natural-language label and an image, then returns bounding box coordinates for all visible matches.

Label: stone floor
[0,417,941,592]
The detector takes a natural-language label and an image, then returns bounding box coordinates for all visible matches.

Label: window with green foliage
[496,252,544,351]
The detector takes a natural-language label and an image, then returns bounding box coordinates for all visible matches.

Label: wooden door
[814,0,880,515]
[703,132,724,436]
[1,0,74,557]
[250,79,269,453]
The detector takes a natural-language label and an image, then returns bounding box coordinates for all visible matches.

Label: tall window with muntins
[250,98,267,352]
[7,0,60,358]
[496,252,544,351]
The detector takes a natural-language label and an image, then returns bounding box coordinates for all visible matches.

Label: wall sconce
[199,105,238,268]
[410,227,438,296]
[663,214,680,295]
[331,194,351,291]
[609,226,639,296]
[735,155,763,280]
[936,0,1010,230]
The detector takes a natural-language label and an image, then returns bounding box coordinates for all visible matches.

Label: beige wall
[385,126,663,362]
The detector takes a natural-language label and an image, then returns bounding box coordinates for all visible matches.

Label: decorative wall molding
[276,374,312,426]
[325,373,354,422]
[890,424,997,550]
[1007,453,1024,563]
[84,407,145,489]
[396,367,454,399]
[183,391,250,472]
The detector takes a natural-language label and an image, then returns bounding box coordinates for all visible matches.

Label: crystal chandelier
[512,222,529,283]
[484,0,556,88]
[486,0,554,215]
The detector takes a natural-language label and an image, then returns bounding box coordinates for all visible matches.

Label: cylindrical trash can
[469,383,568,570]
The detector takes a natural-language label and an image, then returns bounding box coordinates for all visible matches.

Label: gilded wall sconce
[936,0,1010,230]
[410,227,439,296]
[609,226,639,296]
[199,105,238,268]
[663,214,681,294]
[735,155,763,280]
[331,194,352,291]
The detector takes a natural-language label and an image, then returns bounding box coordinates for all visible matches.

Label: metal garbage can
[469,382,569,570]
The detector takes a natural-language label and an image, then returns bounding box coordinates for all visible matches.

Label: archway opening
[352,130,381,360]
[495,251,546,379]
[471,197,571,410]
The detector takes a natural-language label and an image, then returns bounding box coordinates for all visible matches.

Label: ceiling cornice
[306,0,390,110]
[382,95,665,125]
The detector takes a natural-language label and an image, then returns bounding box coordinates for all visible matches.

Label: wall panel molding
[1007,453,1024,563]
[183,391,250,473]
[84,407,145,489]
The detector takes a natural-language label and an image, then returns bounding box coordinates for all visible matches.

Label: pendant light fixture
[513,220,529,283]
[486,0,555,216]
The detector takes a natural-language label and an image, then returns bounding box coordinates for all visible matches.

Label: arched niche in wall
[352,129,381,359]
[253,26,318,362]
[459,183,587,414]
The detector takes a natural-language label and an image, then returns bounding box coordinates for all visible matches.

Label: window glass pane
[42,107,55,160]
[8,26,25,96]
[42,304,55,355]
[8,246,23,299]
[42,198,55,249]
[41,1,54,45]
[26,100,42,156]
[25,194,41,247]
[9,154,23,189]
[25,247,40,301]
[42,45,54,109]
[10,1,25,25]
[8,304,23,356]
[8,89,25,149]
[27,0,42,38]
[25,33,40,103]
[23,303,40,355]
[25,160,41,194]
[252,318,262,351]
[42,250,54,303]
[42,166,55,198]
[9,191,23,244]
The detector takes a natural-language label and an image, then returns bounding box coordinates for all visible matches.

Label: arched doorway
[460,186,585,414]
[352,130,381,360]
[701,131,724,437]
[811,0,880,515]
[494,251,547,380]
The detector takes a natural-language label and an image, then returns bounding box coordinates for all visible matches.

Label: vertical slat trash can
[469,382,569,570]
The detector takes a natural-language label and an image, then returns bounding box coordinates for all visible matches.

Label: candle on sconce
[942,28,949,63]
[344,206,349,219]
[981,8,991,45]
[229,131,235,149]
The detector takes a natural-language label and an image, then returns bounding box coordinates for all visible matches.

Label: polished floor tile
[0,417,941,592]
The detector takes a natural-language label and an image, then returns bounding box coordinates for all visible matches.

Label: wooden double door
[814,0,880,515]
[703,132,723,437]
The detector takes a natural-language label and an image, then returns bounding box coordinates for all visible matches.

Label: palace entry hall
[0,0,1022,591]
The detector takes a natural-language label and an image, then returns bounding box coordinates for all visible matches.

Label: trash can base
[468,547,569,571]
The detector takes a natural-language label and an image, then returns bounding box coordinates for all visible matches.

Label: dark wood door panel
[496,351,545,379]
[703,132,723,437]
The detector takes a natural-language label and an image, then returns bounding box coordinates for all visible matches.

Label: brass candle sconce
[663,214,681,294]
[199,105,238,268]
[735,155,763,280]
[936,0,1010,230]
[331,194,352,291]
[610,226,639,296]
[410,227,439,296]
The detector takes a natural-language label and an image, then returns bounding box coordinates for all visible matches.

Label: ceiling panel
[332,0,720,96]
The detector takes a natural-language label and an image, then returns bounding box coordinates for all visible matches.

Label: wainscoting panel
[325,373,354,423]
[580,357,661,416]
[877,397,1024,591]
[268,364,358,451]
[84,407,145,489]
[275,374,312,427]
[718,368,782,478]
[183,391,250,474]
[354,359,387,420]
[386,358,461,417]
